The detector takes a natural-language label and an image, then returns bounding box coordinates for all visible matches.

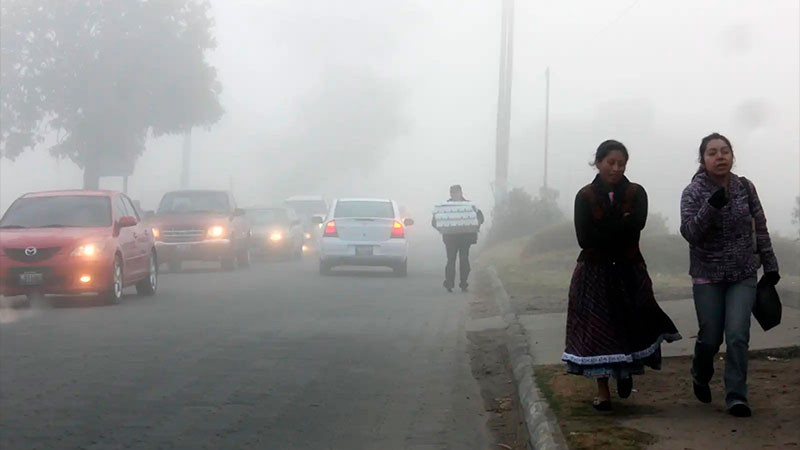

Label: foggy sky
[1,0,799,235]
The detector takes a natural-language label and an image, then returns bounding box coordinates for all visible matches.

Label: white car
[315,198,414,276]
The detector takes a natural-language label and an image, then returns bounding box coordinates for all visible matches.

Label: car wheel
[136,251,158,296]
[101,256,124,305]
[319,260,332,275]
[169,260,182,273]
[237,245,251,268]
[221,255,237,271]
[393,260,408,277]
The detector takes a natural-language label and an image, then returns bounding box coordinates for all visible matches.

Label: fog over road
[0,231,490,450]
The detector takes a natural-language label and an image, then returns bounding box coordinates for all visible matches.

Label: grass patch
[534,366,658,450]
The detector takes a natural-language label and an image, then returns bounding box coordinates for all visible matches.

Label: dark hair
[698,132,733,162]
[592,140,629,166]
[449,184,462,192]
[695,132,734,174]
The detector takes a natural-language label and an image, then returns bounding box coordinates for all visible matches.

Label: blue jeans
[691,277,757,408]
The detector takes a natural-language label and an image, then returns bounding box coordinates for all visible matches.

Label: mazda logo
[24,247,37,256]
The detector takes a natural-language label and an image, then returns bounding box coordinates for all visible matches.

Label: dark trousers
[691,277,757,408]
[444,240,471,289]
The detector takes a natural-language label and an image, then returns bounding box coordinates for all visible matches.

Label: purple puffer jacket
[680,171,778,283]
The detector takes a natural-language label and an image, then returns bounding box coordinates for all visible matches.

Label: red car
[0,190,158,305]
[149,190,251,272]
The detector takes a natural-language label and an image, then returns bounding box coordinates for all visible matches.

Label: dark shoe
[693,382,712,404]
[729,403,752,417]
[592,398,612,412]
[443,281,453,293]
[617,377,633,399]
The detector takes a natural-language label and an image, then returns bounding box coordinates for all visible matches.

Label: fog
[1,0,799,235]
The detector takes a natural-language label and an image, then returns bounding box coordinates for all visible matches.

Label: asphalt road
[0,233,489,450]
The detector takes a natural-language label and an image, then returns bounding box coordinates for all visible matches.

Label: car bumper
[155,239,233,262]
[319,238,407,266]
[0,259,114,297]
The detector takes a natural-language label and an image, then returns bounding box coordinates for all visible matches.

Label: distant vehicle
[245,207,304,260]
[314,198,414,276]
[284,195,328,249]
[0,190,158,305]
[149,190,250,272]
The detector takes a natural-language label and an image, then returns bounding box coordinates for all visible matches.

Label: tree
[1,0,223,188]
[793,195,800,238]
[486,187,565,246]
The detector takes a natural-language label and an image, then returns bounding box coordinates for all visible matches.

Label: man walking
[432,185,485,293]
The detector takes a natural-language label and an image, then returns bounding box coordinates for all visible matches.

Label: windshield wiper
[0,225,25,229]
[34,224,70,228]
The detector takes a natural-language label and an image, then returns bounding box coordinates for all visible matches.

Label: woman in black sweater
[563,140,681,411]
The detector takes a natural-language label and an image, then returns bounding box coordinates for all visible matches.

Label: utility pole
[543,67,550,191]
[180,129,191,189]
[494,0,515,205]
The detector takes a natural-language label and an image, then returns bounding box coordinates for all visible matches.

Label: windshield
[247,209,289,225]
[285,200,327,216]
[334,201,395,219]
[157,192,230,215]
[0,196,112,228]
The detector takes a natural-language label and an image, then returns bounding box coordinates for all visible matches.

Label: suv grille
[3,247,61,263]
[162,228,205,243]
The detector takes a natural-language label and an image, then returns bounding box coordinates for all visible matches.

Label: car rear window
[0,196,112,228]
[157,192,230,214]
[334,201,394,219]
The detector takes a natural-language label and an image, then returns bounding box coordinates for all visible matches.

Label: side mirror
[233,208,246,217]
[118,216,138,228]
[311,216,324,225]
[403,218,415,227]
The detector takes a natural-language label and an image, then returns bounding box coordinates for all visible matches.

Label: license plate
[176,244,191,252]
[19,272,44,286]
[355,246,373,256]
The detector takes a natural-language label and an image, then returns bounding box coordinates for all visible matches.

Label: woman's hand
[708,188,728,209]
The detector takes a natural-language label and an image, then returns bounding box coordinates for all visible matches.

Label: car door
[113,195,141,282]
[123,195,151,277]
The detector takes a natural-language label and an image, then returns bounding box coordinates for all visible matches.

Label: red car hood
[150,213,230,229]
[0,227,111,251]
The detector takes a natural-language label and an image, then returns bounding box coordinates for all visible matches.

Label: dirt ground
[466,291,531,450]
[535,347,800,450]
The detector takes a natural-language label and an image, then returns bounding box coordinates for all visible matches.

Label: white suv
[315,198,413,276]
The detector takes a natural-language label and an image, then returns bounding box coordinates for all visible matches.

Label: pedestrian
[563,140,682,411]
[432,185,484,293]
[680,132,780,418]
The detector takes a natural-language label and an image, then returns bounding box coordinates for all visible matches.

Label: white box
[433,202,480,234]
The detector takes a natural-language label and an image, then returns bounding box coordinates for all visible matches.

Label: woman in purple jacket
[680,133,780,418]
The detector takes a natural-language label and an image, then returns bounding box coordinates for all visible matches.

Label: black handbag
[753,276,782,331]
[742,177,782,331]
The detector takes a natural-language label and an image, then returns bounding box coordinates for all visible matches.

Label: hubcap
[149,255,157,289]
[113,262,122,299]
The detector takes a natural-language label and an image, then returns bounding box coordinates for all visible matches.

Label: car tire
[136,251,158,296]
[101,256,124,305]
[169,260,182,273]
[221,255,237,271]
[319,260,332,275]
[237,245,251,268]
[394,260,408,277]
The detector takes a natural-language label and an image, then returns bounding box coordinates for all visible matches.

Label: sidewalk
[520,298,800,364]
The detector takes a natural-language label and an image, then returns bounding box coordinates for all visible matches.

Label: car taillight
[391,221,404,239]
[323,221,338,237]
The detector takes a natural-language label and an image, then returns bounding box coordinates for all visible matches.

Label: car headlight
[269,232,283,241]
[207,226,226,238]
[304,233,312,240]
[70,242,105,257]
[152,228,161,239]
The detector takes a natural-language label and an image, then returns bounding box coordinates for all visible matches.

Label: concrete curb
[483,267,568,450]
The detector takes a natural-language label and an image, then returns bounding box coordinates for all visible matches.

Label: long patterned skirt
[563,260,682,379]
